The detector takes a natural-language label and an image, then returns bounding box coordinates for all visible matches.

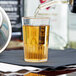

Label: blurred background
[0,0,24,49]
[0,0,76,75]
[0,0,76,49]
[0,0,24,40]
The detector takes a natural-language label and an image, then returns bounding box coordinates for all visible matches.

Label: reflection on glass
[24,73,46,76]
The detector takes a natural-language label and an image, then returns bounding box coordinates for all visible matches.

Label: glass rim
[22,16,50,19]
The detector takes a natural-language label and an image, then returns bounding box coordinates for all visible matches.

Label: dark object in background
[70,0,76,13]
[0,0,24,40]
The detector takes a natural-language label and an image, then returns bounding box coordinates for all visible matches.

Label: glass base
[24,59,47,62]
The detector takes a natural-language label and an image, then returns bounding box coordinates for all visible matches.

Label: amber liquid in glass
[23,25,49,62]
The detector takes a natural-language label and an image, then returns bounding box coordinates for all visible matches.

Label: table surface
[0,49,76,76]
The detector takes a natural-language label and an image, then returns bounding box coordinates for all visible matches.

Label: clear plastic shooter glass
[22,17,50,62]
